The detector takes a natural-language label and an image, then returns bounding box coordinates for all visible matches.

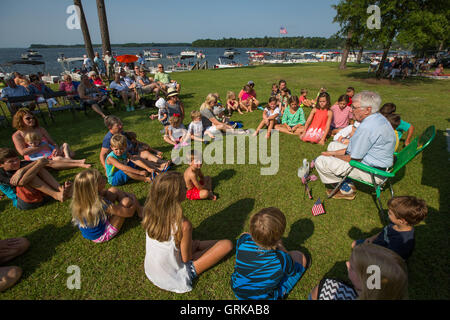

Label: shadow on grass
[283,218,314,262]
[15,223,76,281]
[343,71,437,86]
[212,169,236,189]
[194,198,255,241]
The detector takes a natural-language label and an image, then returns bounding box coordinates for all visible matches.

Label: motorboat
[180,50,197,59]
[214,56,242,69]
[197,51,205,59]
[0,59,59,84]
[224,48,239,58]
[144,49,162,60]
[57,54,85,81]
[21,49,43,60]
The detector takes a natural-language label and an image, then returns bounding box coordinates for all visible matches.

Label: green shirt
[154,72,171,84]
[282,106,306,127]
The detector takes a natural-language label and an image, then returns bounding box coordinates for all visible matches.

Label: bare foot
[81,163,92,168]
[210,194,217,201]
[266,132,271,139]
[144,177,152,183]
[62,181,73,201]
[252,131,258,137]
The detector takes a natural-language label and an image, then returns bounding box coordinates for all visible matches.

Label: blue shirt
[231,233,296,300]
[102,131,135,155]
[347,112,396,168]
[372,223,415,260]
[1,85,29,99]
[77,200,110,240]
[396,119,411,140]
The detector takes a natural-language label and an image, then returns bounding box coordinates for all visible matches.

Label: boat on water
[197,51,206,59]
[0,59,60,84]
[224,48,239,58]
[180,50,197,59]
[144,49,162,60]
[21,49,43,60]
[214,56,242,69]
[57,54,84,81]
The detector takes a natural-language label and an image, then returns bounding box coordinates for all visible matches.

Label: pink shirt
[330,104,353,128]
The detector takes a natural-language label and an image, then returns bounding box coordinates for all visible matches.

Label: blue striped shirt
[231,233,295,300]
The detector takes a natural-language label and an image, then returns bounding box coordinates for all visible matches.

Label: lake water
[0,46,340,76]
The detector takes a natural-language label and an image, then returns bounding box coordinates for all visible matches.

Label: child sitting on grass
[23,132,91,169]
[0,148,71,210]
[270,83,279,97]
[385,113,401,151]
[299,88,313,107]
[149,97,169,133]
[239,85,255,113]
[352,196,427,260]
[226,91,242,115]
[142,171,232,293]
[300,92,333,145]
[164,115,187,149]
[253,97,280,139]
[275,96,306,135]
[183,150,216,200]
[277,87,291,115]
[309,243,408,300]
[105,134,156,185]
[231,207,308,300]
[71,169,142,243]
[182,110,215,144]
[380,102,415,146]
[333,121,360,145]
[330,94,353,135]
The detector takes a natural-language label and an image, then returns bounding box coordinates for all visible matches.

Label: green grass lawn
[0,63,448,300]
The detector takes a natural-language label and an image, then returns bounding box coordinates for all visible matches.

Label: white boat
[144,49,162,60]
[180,50,197,59]
[21,49,43,60]
[57,55,85,81]
[214,56,242,69]
[197,51,205,59]
[224,48,239,58]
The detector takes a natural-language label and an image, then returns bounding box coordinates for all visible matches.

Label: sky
[0,0,341,48]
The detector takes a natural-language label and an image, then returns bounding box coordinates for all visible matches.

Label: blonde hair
[249,207,286,250]
[190,110,201,120]
[71,169,107,228]
[24,131,42,144]
[226,91,236,100]
[200,93,217,112]
[141,172,185,247]
[352,243,408,300]
[110,134,127,149]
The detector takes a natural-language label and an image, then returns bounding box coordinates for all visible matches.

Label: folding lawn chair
[327,126,436,213]
[4,94,47,125]
[43,91,76,123]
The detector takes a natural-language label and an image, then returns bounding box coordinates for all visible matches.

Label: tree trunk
[339,30,353,70]
[357,46,364,64]
[376,40,392,79]
[96,0,112,55]
[74,0,97,73]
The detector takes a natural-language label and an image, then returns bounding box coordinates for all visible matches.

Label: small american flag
[280,26,288,34]
[312,197,325,216]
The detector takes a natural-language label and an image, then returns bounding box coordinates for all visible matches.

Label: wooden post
[96,0,112,55]
[73,0,98,73]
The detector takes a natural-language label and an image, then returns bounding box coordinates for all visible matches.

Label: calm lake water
[0,46,340,76]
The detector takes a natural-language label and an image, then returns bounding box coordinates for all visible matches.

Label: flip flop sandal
[162,164,171,173]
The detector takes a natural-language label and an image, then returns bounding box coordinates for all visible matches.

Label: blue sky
[0,0,341,48]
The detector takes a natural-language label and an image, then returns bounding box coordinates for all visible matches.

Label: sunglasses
[24,117,34,121]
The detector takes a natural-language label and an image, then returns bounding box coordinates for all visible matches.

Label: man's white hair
[353,91,382,113]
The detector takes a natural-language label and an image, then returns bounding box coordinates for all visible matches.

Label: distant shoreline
[29,43,192,49]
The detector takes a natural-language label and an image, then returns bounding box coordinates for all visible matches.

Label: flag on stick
[312,197,325,216]
[280,26,287,34]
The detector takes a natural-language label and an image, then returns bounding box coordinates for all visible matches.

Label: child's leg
[252,119,266,136]
[60,142,75,159]
[293,125,305,135]
[129,158,155,174]
[192,239,233,275]
[266,119,275,138]
[139,150,161,163]
[28,175,65,202]
[47,159,90,169]
[164,135,177,146]
[277,250,308,298]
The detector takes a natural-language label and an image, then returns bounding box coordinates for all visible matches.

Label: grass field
[0,62,448,300]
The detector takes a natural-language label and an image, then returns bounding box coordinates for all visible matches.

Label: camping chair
[43,91,76,123]
[0,102,9,127]
[327,125,436,213]
[4,94,47,125]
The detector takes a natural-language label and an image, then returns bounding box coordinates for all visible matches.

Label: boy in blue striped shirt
[231,207,308,300]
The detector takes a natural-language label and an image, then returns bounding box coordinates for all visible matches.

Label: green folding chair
[327,125,436,212]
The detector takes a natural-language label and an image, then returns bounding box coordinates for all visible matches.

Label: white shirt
[187,121,203,137]
[83,57,93,68]
[264,106,280,121]
[144,232,192,293]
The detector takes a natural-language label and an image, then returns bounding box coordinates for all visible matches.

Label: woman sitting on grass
[12,108,86,171]
[71,169,141,243]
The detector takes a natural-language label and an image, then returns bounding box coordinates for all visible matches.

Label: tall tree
[73,0,97,73]
[332,0,368,69]
[96,0,112,55]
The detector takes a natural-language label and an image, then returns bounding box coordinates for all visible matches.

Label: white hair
[353,91,381,113]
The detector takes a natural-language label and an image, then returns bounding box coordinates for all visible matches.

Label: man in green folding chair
[314,91,396,200]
